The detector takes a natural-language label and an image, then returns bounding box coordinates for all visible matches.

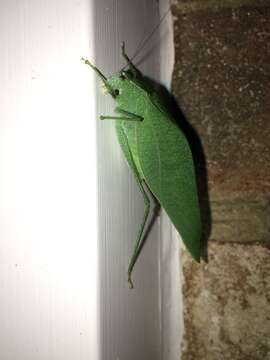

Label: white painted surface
[93,1,162,359]
[0,0,179,359]
[0,0,99,359]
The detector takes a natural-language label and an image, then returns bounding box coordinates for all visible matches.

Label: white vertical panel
[0,1,99,359]
[92,1,162,359]
[1,0,178,359]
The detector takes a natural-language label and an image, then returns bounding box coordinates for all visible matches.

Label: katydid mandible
[82,43,201,288]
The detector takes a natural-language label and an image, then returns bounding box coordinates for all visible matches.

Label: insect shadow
[141,75,212,261]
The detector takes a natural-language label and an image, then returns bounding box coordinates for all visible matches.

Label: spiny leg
[116,125,151,288]
[127,180,150,288]
[81,57,116,96]
[101,110,148,287]
[81,58,107,82]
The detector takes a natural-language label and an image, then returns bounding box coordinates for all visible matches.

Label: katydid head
[82,40,145,100]
[81,57,139,100]
[106,70,150,116]
[82,56,145,111]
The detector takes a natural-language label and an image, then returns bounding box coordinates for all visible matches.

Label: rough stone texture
[172,0,270,244]
[210,194,270,244]
[172,0,270,191]
[181,243,270,360]
[171,0,270,358]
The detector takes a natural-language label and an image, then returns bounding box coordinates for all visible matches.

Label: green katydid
[82,42,201,288]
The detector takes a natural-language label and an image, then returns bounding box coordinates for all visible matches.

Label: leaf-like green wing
[136,95,201,261]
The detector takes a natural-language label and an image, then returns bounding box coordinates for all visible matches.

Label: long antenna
[127,5,171,66]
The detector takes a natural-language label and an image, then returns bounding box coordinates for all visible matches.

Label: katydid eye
[114,89,120,96]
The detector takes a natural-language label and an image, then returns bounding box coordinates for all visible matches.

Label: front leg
[100,107,143,122]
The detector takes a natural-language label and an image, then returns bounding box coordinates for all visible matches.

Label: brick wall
[171,1,270,358]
